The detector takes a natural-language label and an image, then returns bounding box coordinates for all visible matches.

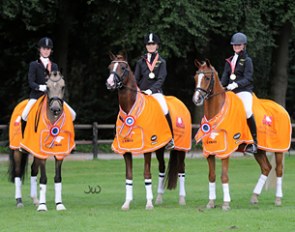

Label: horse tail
[8,149,29,183]
[166,149,179,190]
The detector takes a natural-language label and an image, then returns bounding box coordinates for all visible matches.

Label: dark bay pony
[192,59,291,210]
[9,71,75,211]
[106,54,191,210]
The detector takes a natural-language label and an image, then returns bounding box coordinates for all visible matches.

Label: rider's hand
[143,89,152,95]
[226,82,238,91]
[39,85,47,92]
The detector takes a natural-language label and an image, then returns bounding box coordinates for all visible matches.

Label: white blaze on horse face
[107,62,119,88]
[193,73,205,105]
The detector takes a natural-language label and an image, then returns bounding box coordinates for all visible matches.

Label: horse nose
[51,107,61,115]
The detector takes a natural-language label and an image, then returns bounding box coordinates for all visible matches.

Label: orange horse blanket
[9,99,29,149]
[10,97,75,160]
[112,93,191,155]
[195,92,291,159]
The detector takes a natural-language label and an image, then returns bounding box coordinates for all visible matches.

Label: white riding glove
[143,89,152,95]
[226,82,238,90]
[39,85,47,92]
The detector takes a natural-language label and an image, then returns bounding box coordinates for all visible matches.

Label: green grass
[1,155,295,232]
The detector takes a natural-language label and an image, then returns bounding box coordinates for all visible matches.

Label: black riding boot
[165,113,175,150]
[21,118,27,139]
[245,115,258,154]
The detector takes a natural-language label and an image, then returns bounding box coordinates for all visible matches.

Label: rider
[134,33,174,150]
[21,37,58,137]
[21,37,76,137]
[221,32,258,154]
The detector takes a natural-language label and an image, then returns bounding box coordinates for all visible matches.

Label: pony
[192,59,291,210]
[9,71,75,211]
[106,53,191,210]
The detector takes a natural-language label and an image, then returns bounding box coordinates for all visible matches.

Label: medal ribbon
[145,53,159,73]
[230,54,238,74]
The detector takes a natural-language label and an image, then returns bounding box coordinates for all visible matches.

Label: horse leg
[178,151,186,205]
[251,150,271,204]
[221,157,230,211]
[274,152,284,206]
[122,152,133,210]
[54,157,66,210]
[155,147,165,205]
[13,150,24,208]
[36,158,48,211]
[206,155,216,209]
[30,157,39,206]
[144,152,153,210]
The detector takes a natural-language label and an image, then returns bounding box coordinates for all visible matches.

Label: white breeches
[21,99,37,121]
[236,91,253,118]
[151,93,168,115]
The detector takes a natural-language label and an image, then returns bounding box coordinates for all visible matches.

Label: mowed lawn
[1,153,295,232]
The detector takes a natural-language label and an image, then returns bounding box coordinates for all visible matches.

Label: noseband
[195,69,215,100]
[109,61,129,89]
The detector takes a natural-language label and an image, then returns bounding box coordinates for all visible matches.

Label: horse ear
[205,59,211,67]
[194,59,202,68]
[108,51,117,61]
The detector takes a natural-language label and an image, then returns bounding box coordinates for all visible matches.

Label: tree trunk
[270,21,292,107]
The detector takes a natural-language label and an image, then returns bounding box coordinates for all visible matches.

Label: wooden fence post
[92,122,98,159]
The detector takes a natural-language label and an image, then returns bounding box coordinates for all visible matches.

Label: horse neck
[204,76,225,120]
[118,72,137,113]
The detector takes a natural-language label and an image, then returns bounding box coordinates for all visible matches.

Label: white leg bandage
[253,174,267,195]
[222,183,231,202]
[209,182,216,200]
[178,173,186,196]
[145,179,153,200]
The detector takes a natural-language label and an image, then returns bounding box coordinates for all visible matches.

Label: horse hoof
[121,200,131,211]
[31,197,39,206]
[179,196,186,205]
[250,193,259,204]
[206,200,215,209]
[56,203,66,211]
[275,197,282,206]
[145,200,154,210]
[222,202,231,211]
[155,194,163,205]
[16,198,24,208]
[37,204,48,212]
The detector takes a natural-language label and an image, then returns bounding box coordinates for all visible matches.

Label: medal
[149,72,155,79]
[230,74,236,80]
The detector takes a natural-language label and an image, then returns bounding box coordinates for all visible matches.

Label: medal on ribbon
[146,53,159,79]
[149,72,155,79]
[230,74,236,80]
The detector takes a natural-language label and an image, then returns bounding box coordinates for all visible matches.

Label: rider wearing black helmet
[21,37,58,137]
[134,33,174,150]
[221,32,258,154]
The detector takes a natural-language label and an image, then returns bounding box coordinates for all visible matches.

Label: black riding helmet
[144,33,160,44]
[38,37,53,49]
[230,32,247,45]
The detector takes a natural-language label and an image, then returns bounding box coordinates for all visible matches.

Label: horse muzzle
[192,91,205,106]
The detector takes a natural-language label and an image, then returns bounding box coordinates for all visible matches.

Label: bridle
[108,61,130,90]
[195,69,215,100]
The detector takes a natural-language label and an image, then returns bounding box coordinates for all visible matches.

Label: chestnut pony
[192,59,291,210]
[106,54,191,210]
